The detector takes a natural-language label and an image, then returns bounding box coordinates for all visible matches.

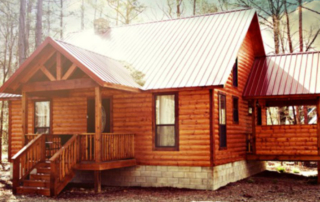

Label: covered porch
[0,37,141,196]
[246,98,320,161]
[243,52,320,182]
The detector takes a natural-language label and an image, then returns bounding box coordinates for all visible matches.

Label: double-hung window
[154,93,178,150]
[34,101,51,134]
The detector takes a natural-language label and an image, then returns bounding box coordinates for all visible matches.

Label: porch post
[21,91,28,146]
[317,97,320,183]
[94,86,102,193]
[252,99,256,154]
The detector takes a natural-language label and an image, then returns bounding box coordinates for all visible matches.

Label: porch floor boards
[247,154,320,161]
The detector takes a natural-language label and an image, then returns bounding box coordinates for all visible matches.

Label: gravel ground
[1,166,320,202]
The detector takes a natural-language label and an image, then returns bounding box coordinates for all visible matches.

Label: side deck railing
[12,134,46,194]
[102,133,135,161]
[78,133,135,162]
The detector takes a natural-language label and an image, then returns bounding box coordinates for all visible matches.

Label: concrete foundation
[73,160,266,190]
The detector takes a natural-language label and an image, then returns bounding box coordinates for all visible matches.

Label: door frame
[86,96,113,133]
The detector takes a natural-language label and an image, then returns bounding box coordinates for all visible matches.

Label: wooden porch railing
[102,133,135,161]
[49,134,79,196]
[79,133,95,161]
[78,133,135,162]
[246,133,254,153]
[12,134,46,194]
[25,134,62,159]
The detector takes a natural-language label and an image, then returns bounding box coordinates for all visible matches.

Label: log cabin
[0,8,319,196]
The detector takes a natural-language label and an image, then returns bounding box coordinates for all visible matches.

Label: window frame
[232,58,238,87]
[218,92,227,150]
[34,100,52,134]
[152,92,179,151]
[232,96,239,124]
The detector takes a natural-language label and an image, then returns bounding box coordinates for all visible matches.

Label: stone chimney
[94,18,110,34]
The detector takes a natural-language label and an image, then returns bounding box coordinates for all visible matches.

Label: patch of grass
[292,168,300,174]
[276,166,285,173]
[247,178,255,183]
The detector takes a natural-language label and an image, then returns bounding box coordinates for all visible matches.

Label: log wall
[9,88,211,167]
[213,24,256,166]
[256,125,317,155]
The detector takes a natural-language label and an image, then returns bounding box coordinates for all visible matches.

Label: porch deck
[12,133,135,196]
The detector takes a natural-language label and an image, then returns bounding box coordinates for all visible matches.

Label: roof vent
[94,18,109,34]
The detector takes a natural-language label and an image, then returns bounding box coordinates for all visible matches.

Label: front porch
[12,133,135,196]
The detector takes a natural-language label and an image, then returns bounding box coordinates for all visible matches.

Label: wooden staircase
[12,133,136,197]
[16,161,51,196]
[12,134,78,196]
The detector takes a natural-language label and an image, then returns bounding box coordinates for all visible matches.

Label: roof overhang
[0,37,141,94]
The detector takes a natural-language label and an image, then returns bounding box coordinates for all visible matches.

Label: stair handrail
[49,134,79,196]
[12,134,46,194]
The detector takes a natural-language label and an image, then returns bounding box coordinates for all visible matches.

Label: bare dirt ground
[1,147,320,202]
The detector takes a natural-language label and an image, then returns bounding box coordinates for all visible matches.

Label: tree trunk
[18,0,27,65]
[284,0,293,53]
[0,101,4,164]
[272,15,280,54]
[193,0,196,15]
[303,106,308,124]
[35,0,43,48]
[25,0,33,56]
[176,0,181,18]
[298,0,303,52]
[60,0,63,39]
[81,0,85,30]
[47,0,51,36]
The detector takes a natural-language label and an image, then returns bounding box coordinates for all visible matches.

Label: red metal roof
[243,52,320,98]
[64,8,262,90]
[0,37,141,94]
[55,40,141,89]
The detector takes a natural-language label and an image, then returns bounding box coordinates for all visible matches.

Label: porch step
[37,167,51,174]
[16,186,50,196]
[37,162,50,168]
[23,180,50,188]
[30,173,50,181]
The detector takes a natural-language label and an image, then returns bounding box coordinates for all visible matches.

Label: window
[233,96,239,123]
[266,106,317,125]
[232,58,238,87]
[219,93,227,148]
[154,93,178,150]
[248,102,253,115]
[34,101,51,134]
[257,106,262,125]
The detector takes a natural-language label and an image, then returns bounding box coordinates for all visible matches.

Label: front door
[87,98,112,133]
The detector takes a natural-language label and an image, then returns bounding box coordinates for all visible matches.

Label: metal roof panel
[64,9,258,90]
[244,52,320,97]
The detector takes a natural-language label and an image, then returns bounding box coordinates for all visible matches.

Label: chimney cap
[94,18,109,34]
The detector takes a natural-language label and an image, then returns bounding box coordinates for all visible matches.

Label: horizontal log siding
[9,88,211,166]
[10,100,23,157]
[256,125,317,155]
[213,29,255,165]
[111,89,211,167]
